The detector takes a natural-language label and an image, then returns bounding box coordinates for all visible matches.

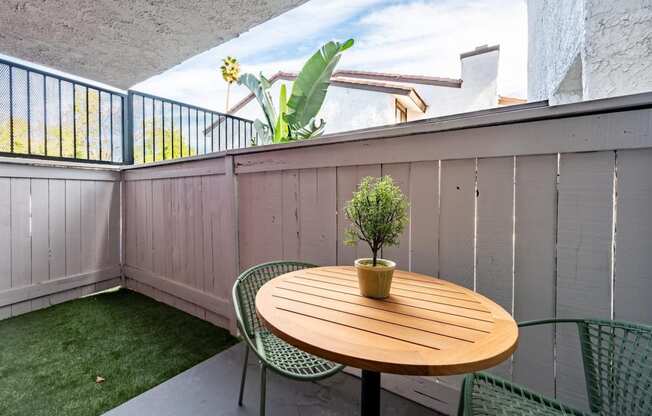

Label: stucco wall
[584,0,652,100]
[528,0,652,103]
[527,0,584,102]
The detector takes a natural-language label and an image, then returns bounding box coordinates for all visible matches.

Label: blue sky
[134,0,527,112]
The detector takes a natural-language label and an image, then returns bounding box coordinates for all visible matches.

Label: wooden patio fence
[3,92,652,414]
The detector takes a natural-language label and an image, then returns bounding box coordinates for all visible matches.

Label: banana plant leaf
[273,83,289,143]
[293,118,325,140]
[238,73,277,136]
[253,119,271,145]
[285,39,354,129]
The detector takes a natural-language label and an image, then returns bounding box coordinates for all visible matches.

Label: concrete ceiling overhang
[0,0,307,89]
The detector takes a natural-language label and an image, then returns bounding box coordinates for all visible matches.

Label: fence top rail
[128,89,254,123]
[0,56,127,96]
[121,90,652,171]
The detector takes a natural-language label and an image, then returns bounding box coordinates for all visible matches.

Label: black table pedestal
[361,370,381,416]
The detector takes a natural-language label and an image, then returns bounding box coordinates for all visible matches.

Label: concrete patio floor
[103,342,438,416]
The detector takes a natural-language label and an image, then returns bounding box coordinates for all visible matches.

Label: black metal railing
[128,90,255,165]
[0,57,127,164]
[0,57,257,165]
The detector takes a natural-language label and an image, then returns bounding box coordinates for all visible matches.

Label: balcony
[1,2,652,416]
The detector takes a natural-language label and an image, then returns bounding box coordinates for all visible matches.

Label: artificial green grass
[0,288,238,416]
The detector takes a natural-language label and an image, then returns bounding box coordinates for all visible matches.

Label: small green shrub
[344,176,409,266]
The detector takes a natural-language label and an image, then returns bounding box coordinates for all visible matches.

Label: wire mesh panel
[0,57,126,164]
[128,90,255,164]
[0,64,10,153]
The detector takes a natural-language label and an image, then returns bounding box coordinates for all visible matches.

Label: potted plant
[344,176,409,299]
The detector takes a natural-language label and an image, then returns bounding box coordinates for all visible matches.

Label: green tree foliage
[344,176,409,266]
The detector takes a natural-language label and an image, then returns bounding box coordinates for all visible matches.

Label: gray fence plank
[108,181,120,267]
[65,180,82,276]
[512,154,557,396]
[80,181,97,273]
[409,161,439,276]
[381,163,411,269]
[49,180,67,280]
[151,179,167,279]
[298,167,337,265]
[10,178,31,315]
[0,179,10,319]
[476,156,514,312]
[614,149,652,322]
[439,159,476,289]
[30,179,50,310]
[238,172,283,270]
[556,151,614,410]
[476,156,514,379]
[281,170,300,260]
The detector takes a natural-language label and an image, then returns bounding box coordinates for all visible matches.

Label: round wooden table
[255,266,518,416]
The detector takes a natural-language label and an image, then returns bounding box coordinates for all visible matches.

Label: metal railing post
[123,92,134,165]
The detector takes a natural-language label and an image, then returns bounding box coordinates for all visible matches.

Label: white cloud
[341,0,528,97]
[135,0,528,111]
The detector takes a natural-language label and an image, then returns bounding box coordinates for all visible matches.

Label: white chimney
[459,44,500,110]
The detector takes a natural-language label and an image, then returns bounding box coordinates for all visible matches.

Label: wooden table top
[255,266,518,376]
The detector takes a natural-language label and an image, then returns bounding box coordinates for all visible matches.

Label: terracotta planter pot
[354,258,396,299]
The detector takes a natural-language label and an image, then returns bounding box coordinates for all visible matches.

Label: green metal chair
[232,261,345,416]
[458,318,652,416]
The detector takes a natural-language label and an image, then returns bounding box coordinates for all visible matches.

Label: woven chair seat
[255,329,342,379]
[459,319,652,416]
[465,372,592,416]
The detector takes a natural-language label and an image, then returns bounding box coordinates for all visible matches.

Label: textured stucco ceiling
[0,0,306,89]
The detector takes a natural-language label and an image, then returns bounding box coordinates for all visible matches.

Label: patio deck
[102,343,437,416]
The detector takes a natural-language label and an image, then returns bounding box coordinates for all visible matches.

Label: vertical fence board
[49,180,67,279]
[95,181,112,269]
[476,157,514,311]
[124,181,137,268]
[80,181,96,273]
[614,149,652,322]
[31,179,49,284]
[136,180,153,272]
[238,172,283,270]
[170,179,184,283]
[512,154,557,396]
[0,179,10,318]
[151,179,167,279]
[108,181,120,266]
[476,156,514,379]
[556,151,614,409]
[201,176,217,295]
[181,178,194,287]
[409,161,439,276]
[65,180,82,275]
[10,178,31,315]
[381,163,411,269]
[281,170,300,260]
[216,168,238,304]
[336,165,381,266]
[298,167,337,265]
[191,177,205,290]
[439,159,475,289]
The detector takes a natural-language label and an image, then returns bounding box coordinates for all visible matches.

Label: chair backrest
[577,319,652,414]
[233,261,317,339]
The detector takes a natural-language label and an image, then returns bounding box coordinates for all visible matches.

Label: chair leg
[238,346,249,406]
[259,363,267,416]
